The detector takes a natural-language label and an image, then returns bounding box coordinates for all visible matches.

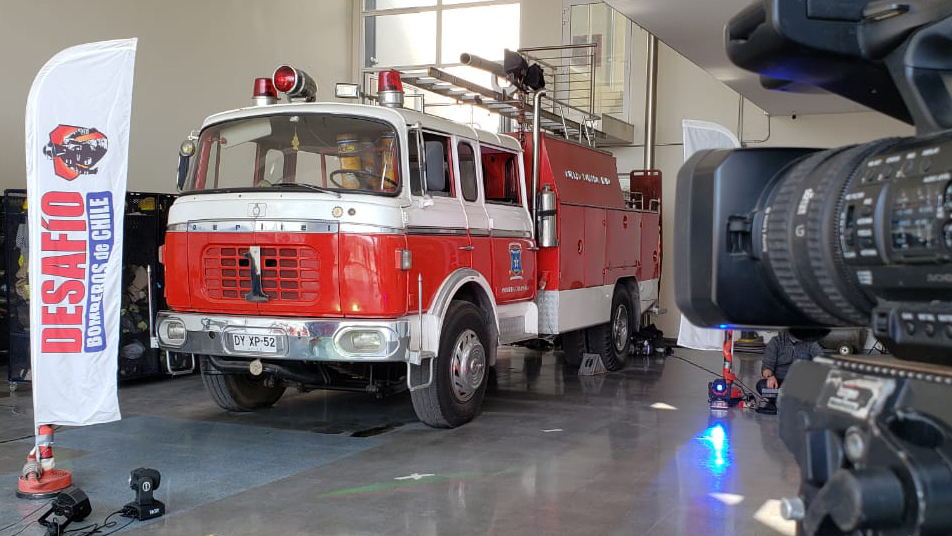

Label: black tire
[411,301,489,428]
[200,357,286,412]
[586,285,637,371]
[562,329,588,368]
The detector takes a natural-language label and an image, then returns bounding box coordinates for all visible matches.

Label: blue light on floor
[700,424,730,472]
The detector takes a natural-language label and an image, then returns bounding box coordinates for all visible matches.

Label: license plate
[231,334,278,353]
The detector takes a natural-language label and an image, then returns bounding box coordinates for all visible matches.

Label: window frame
[408,128,457,198]
[479,144,522,207]
[361,0,520,72]
[456,139,480,203]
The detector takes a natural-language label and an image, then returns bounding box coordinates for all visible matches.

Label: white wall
[0,0,354,193]
[522,2,915,336]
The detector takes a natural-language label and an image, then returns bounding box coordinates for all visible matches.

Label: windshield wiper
[271,182,341,198]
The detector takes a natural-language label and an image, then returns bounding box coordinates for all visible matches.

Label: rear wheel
[200,357,286,412]
[586,285,637,371]
[561,329,588,368]
[411,301,489,428]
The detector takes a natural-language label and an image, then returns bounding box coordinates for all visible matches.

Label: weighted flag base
[16,468,72,499]
[17,425,72,499]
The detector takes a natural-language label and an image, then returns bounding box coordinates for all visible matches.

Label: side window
[481,147,520,205]
[457,141,479,202]
[408,131,454,197]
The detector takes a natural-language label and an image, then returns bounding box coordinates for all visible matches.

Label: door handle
[459,245,475,251]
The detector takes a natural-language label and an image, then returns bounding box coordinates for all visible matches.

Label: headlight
[159,319,187,347]
[336,329,386,354]
[351,331,383,351]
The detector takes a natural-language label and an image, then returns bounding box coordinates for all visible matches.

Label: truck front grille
[202,246,320,302]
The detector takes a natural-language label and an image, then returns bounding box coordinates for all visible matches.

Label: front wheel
[411,301,489,428]
[200,357,286,412]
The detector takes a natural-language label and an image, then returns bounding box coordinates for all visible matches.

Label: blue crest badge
[509,243,523,279]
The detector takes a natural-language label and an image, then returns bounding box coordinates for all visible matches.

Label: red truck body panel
[522,134,661,293]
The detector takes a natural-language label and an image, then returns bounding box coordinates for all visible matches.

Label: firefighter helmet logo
[43,125,108,180]
[509,243,524,279]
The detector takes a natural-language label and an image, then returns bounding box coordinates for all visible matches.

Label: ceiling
[604,0,870,115]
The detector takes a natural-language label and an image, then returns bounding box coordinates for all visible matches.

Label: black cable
[668,353,764,402]
[0,434,35,445]
[95,517,134,536]
[0,500,52,533]
[62,509,127,536]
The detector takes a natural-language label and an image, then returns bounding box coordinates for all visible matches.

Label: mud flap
[407,356,435,392]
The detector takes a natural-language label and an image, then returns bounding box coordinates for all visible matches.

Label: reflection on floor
[0,347,797,536]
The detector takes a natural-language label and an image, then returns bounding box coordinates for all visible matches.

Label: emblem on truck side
[509,243,524,280]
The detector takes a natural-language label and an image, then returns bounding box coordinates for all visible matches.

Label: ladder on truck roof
[397,67,635,146]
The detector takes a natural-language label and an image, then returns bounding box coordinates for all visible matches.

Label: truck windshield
[184,114,400,195]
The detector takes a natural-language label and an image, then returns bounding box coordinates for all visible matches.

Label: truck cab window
[481,147,520,205]
[458,141,479,202]
[408,132,454,197]
[184,115,399,195]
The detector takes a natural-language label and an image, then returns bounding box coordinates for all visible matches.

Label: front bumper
[156,311,411,362]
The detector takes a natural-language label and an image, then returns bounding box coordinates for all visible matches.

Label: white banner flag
[25,39,137,426]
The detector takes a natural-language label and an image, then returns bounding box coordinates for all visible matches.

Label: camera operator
[757,331,823,394]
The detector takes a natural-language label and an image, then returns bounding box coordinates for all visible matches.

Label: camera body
[676,0,952,362]
[677,133,952,362]
[675,1,952,534]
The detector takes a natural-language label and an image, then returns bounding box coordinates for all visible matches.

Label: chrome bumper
[156,311,411,363]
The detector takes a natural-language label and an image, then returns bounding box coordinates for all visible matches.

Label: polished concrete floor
[0,347,798,535]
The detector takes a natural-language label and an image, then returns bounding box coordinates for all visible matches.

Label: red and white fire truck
[157,65,661,428]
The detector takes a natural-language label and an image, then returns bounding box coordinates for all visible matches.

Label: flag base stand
[16,468,72,499]
[17,425,72,499]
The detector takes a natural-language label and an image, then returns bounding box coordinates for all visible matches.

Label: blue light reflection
[699,424,731,472]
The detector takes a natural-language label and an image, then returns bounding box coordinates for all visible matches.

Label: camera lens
[755,140,898,326]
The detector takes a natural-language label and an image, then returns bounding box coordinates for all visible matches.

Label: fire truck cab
[157,68,660,428]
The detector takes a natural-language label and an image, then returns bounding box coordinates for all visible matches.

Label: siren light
[377,69,404,108]
[272,65,318,102]
[252,77,277,106]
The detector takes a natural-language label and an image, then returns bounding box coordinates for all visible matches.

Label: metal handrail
[519,43,598,117]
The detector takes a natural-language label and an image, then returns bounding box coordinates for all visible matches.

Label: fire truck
[156,62,661,428]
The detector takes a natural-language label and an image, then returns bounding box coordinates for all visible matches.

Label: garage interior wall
[523,0,915,335]
[0,0,915,337]
[0,0,354,193]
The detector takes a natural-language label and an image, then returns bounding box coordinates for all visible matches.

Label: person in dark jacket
[758,331,824,393]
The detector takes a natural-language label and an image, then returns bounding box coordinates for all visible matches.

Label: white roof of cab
[201,102,523,153]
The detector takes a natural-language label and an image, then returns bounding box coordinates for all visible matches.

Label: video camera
[675,1,952,534]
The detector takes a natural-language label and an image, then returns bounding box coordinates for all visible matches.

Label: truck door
[481,146,535,303]
[405,129,471,310]
[455,139,492,285]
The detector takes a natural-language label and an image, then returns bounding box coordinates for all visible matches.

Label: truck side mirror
[176,140,196,191]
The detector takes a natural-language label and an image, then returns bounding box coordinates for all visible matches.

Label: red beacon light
[377,69,404,108]
[271,65,318,102]
[252,77,277,106]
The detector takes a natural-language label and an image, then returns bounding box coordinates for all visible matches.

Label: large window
[563,0,632,122]
[185,115,400,196]
[362,0,520,132]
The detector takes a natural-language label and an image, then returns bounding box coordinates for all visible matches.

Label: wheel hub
[450,329,485,403]
[613,304,630,353]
